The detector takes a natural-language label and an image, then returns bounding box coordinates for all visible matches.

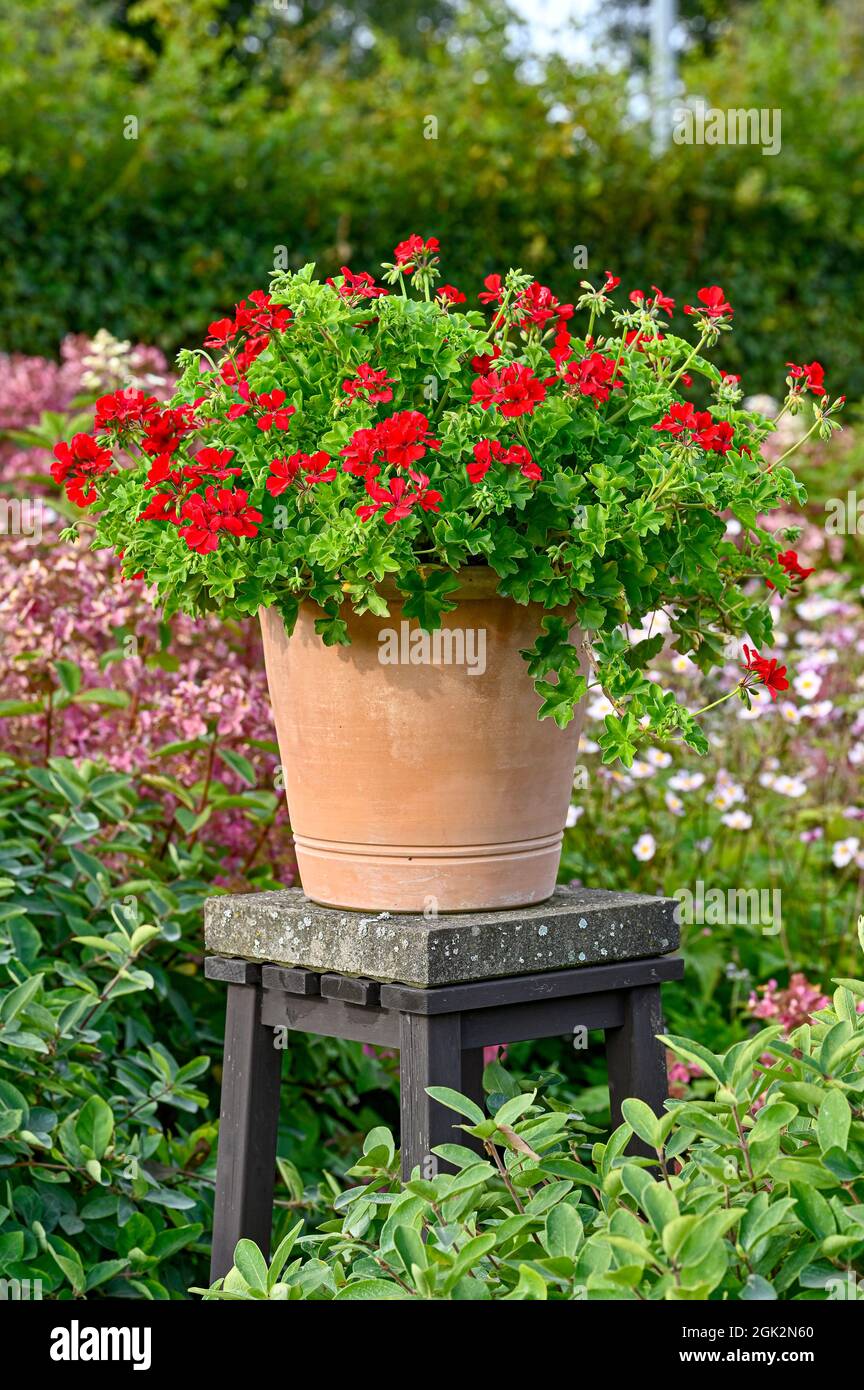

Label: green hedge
[1,0,862,396]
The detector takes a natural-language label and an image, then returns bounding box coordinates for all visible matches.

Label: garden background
[1,0,864,1299]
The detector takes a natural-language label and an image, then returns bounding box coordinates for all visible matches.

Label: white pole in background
[650,0,677,155]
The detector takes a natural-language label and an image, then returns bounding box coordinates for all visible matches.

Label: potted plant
[54,238,843,911]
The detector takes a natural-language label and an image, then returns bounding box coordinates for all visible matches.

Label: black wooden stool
[205,950,683,1281]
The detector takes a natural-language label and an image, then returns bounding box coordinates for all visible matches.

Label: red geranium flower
[405,468,442,513]
[517,282,573,331]
[228,382,295,431]
[339,427,380,476]
[684,285,733,319]
[471,362,547,417]
[51,433,115,507]
[177,486,262,554]
[629,286,674,317]
[478,274,504,305]
[340,412,440,474]
[235,290,292,337]
[467,439,541,483]
[328,267,389,302]
[138,491,180,523]
[560,351,623,406]
[393,235,440,273]
[94,388,159,434]
[765,549,815,591]
[653,402,735,454]
[741,645,789,701]
[470,344,502,374]
[205,317,238,348]
[603,271,620,292]
[437,284,466,307]
[141,405,198,457]
[342,363,394,404]
[376,411,440,468]
[467,438,506,483]
[356,474,415,525]
[266,455,302,496]
[786,361,826,396]
[182,447,242,486]
[267,451,336,495]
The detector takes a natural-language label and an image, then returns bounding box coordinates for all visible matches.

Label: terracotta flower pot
[259,568,586,912]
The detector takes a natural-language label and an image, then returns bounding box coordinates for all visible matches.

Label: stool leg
[210,981,282,1283]
[604,983,668,1159]
[460,1047,486,1116]
[399,1012,466,1180]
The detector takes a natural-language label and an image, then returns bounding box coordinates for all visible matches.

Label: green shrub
[0,753,398,1297]
[200,965,864,1300]
[1,0,861,397]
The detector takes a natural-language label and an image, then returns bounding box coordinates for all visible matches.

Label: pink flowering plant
[56,241,845,764]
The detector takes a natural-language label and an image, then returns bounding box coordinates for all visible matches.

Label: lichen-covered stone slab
[204,885,679,988]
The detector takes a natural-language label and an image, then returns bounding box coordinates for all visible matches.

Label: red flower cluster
[51,433,115,507]
[140,404,199,457]
[437,284,466,307]
[393,235,440,273]
[765,549,815,591]
[471,362,547,418]
[342,363,394,404]
[467,439,541,484]
[206,290,292,348]
[340,411,440,475]
[786,361,826,396]
[328,267,388,302]
[228,382,295,432]
[356,470,441,525]
[204,290,293,386]
[94,388,160,435]
[267,452,338,496]
[559,351,623,406]
[629,286,674,317]
[177,487,263,555]
[741,645,789,701]
[653,401,735,454]
[684,285,733,319]
[516,282,573,331]
[139,447,243,524]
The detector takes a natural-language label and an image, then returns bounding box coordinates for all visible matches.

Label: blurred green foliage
[1,0,862,395]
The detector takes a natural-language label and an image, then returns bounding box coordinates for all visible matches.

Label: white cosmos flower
[646,747,672,768]
[803,700,833,721]
[633,833,656,862]
[721,810,752,830]
[793,671,822,701]
[832,837,860,868]
[773,775,808,798]
[665,792,685,816]
[629,760,656,780]
[668,771,705,792]
[566,805,584,828]
[779,701,801,724]
[849,743,864,766]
